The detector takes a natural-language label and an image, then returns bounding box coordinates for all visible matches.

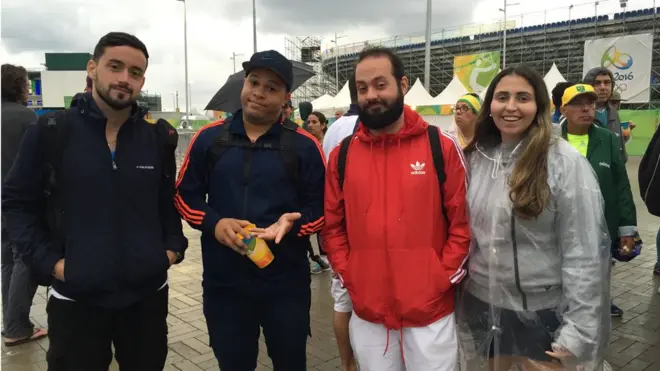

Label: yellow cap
[562,84,598,107]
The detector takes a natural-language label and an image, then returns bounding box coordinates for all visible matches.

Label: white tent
[434,76,469,105]
[311,93,335,110]
[328,82,351,109]
[404,78,437,107]
[544,63,567,96]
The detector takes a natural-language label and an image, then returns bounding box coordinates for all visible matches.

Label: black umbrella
[204,60,315,112]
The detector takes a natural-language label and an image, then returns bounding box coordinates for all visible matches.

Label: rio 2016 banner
[583,34,653,103]
[453,51,501,94]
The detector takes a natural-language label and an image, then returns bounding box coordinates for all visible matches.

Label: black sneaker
[611,303,624,317]
[317,258,331,272]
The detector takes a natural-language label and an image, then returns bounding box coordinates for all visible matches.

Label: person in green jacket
[559,83,638,317]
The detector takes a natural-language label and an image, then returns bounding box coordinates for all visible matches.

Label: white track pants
[349,312,458,371]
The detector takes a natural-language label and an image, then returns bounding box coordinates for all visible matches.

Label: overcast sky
[1,0,652,112]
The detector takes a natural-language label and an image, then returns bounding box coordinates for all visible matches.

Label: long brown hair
[464,65,553,219]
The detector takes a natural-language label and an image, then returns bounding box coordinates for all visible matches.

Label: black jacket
[2,93,188,308]
[1,101,37,179]
[639,126,660,216]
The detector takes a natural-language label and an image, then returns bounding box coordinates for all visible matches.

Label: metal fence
[175,131,195,169]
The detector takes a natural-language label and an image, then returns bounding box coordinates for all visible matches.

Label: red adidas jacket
[322,106,470,330]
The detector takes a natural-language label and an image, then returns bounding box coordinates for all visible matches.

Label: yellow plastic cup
[237,224,274,268]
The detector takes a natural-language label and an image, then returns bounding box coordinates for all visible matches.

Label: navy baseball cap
[242,50,293,92]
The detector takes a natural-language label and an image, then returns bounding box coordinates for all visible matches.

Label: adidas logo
[410,161,426,175]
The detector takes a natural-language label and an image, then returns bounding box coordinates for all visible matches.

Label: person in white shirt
[323,88,359,158]
[321,73,359,371]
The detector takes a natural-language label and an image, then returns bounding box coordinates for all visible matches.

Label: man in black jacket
[2,32,187,370]
[1,63,48,346]
[640,126,660,216]
[640,126,660,276]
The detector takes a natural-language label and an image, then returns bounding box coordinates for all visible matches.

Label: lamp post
[424,0,432,90]
[230,52,244,73]
[331,33,347,93]
[568,4,574,77]
[176,0,190,116]
[499,0,519,69]
[252,0,257,53]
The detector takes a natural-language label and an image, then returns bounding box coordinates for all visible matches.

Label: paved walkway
[2,158,659,371]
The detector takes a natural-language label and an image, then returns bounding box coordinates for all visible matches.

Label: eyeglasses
[454,106,471,114]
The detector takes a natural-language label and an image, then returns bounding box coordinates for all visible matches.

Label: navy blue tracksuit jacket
[2,93,188,308]
[175,111,325,290]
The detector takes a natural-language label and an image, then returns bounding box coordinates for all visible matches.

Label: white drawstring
[491,151,502,179]
[477,141,525,180]
[476,145,501,179]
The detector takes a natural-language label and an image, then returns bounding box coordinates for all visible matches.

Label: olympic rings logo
[601,46,634,70]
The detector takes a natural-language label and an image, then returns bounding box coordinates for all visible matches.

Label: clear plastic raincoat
[457,138,612,371]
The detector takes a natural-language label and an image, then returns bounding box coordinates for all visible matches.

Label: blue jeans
[1,234,38,338]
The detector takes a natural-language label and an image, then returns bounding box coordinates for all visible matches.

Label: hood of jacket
[583,67,614,89]
[71,92,148,122]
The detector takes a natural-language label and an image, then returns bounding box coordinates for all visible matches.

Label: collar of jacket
[228,109,285,138]
[71,92,147,122]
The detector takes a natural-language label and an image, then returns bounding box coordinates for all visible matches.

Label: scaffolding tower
[285,36,331,106]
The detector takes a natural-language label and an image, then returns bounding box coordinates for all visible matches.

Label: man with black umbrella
[175,50,325,370]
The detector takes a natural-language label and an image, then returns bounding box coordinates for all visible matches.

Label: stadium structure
[317,4,660,108]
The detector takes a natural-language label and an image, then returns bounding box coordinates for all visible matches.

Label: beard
[95,82,135,111]
[358,87,405,130]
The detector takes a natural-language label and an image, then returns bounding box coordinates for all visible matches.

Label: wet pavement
[2,157,659,371]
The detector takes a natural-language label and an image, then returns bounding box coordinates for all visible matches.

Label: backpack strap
[207,121,233,174]
[427,126,448,222]
[279,119,301,186]
[337,126,449,220]
[207,119,300,187]
[352,119,360,134]
[337,135,353,191]
[337,126,448,222]
[40,110,70,197]
[37,109,70,286]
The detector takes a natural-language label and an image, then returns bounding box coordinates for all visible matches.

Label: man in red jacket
[322,46,470,370]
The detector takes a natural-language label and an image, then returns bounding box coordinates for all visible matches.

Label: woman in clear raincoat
[456,65,611,371]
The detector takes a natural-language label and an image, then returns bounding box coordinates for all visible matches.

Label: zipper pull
[112,161,118,170]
